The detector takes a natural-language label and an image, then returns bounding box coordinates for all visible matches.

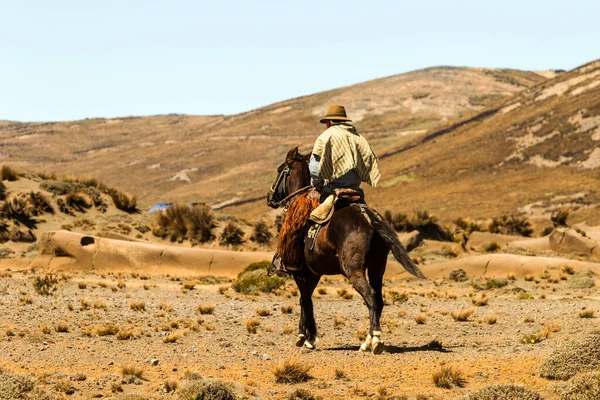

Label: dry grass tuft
[256,308,271,317]
[273,360,312,384]
[78,282,87,290]
[163,331,183,343]
[197,305,215,315]
[220,221,245,246]
[471,293,489,306]
[130,301,146,311]
[451,308,474,322]
[153,203,214,243]
[337,288,354,300]
[432,365,466,388]
[33,273,58,296]
[55,322,69,333]
[122,365,144,379]
[246,318,260,334]
[333,315,346,328]
[415,313,427,325]
[579,309,595,318]
[281,305,293,314]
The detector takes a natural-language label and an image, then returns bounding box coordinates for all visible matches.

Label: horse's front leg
[293,271,321,349]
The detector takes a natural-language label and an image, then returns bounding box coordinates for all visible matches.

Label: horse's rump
[277,190,320,267]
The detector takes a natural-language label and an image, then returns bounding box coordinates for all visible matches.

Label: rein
[267,158,312,209]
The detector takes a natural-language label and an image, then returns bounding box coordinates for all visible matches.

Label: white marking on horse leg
[372,331,384,355]
[360,334,373,352]
[295,334,306,347]
[304,337,316,350]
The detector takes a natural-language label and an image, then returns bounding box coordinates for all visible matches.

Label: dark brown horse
[267,147,425,354]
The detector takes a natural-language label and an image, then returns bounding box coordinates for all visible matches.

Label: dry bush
[451,308,474,322]
[482,241,501,253]
[454,217,483,235]
[54,378,75,394]
[0,370,35,399]
[96,324,119,336]
[41,325,51,334]
[179,379,236,400]
[281,305,293,314]
[246,318,261,334]
[232,261,286,295]
[78,282,87,290]
[197,305,215,315]
[107,188,138,213]
[1,165,20,181]
[488,214,533,237]
[448,269,469,282]
[333,315,346,328]
[256,308,271,317]
[484,277,509,290]
[334,367,348,380]
[579,309,595,318]
[432,365,466,388]
[0,180,6,201]
[130,302,146,311]
[163,331,183,343]
[251,219,272,244]
[287,388,317,400]
[551,208,570,227]
[356,328,367,342]
[561,371,600,399]
[153,204,215,243]
[1,196,37,228]
[317,287,327,295]
[462,383,542,400]
[337,288,353,300]
[65,192,91,213]
[561,265,575,275]
[220,221,245,246]
[26,192,54,215]
[539,333,600,380]
[485,314,497,325]
[33,273,58,296]
[183,280,197,290]
[55,322,69,332]
[273,360,312,384]
[415,313,427,324]
[163,379,178,393]
[472,293,489,306]
[122,365,144,379]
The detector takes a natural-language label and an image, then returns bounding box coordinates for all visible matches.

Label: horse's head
[266,147,311,209]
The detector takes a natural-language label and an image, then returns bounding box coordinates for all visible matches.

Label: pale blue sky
[1,0,599,122]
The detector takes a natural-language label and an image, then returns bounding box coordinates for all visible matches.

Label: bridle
[267,156,312,209]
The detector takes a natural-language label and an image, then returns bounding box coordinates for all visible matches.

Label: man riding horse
[272,104,380,273]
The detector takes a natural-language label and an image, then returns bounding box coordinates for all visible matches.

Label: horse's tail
[364,207,426,279]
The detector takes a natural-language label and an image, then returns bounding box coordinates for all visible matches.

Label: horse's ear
[286,147,299,163]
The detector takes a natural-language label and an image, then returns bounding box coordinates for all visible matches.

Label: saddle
[309,188,365,225]
[306,188,366,251]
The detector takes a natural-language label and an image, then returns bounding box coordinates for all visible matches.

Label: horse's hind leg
[348,269,383,353]
[293,272,321,349]
[367,265,385,355]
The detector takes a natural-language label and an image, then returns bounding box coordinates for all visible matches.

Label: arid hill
[355,59,600,225]
[0,67,548,212]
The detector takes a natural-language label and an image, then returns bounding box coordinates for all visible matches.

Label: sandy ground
[1,264,599,399]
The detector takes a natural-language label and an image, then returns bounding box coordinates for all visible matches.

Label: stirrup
[268,253,299,276]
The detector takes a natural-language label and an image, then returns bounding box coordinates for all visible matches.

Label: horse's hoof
[372,340,384,355]
[359,334,373,352]
[295,334,306,347]
[304,340,316,350]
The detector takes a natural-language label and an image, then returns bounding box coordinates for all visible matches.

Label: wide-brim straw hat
[320,104,352,124]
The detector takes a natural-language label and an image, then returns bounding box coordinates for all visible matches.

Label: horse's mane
[277,190,320,267]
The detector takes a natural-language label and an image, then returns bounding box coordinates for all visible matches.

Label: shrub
[1,196,36,228]
[108,188,138,213]
[0,180,5,201]
[488,215,533,237]
[153,204,215,243]
[415,314,427,324]
[129,302,146,311]
[232,262,286,295]
[287,388,317,400]
[432,365,466,388]
[472,293,489,306]
[411,210,453,241]
[273,360,312,384]
[483,242,501,253]
[220,222,244,246]
[0,370,35,399]
[539,333,600,380]
[484,277,509,289]
[551,208,570,227]
[197,305,215,315]
[579,309,595,318]
[65,192,91,213]
[454,217,483,235]
[251,219,272,244]
[33,273,58,295]
[179,379,236,400]
[448,269,469,282]
[27,192,54,215]
[462,384,542,400]
[561,371,600,399]
[246,318,260,334]
[122,365,144,380]
[568,277,596,289]
[1,165,20,181]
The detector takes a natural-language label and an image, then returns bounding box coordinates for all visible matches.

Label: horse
[267,147,426,354]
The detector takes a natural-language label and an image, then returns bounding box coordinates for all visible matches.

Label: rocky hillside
[362,59,600,225]
[0,67,548,211]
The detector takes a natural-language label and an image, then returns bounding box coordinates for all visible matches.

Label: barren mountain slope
[364,59,600,223]
[0,67,547,209]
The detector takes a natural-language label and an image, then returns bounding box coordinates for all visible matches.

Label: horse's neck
[289,161,310,192]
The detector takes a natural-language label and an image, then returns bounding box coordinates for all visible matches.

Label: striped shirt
[311,123,380,187]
